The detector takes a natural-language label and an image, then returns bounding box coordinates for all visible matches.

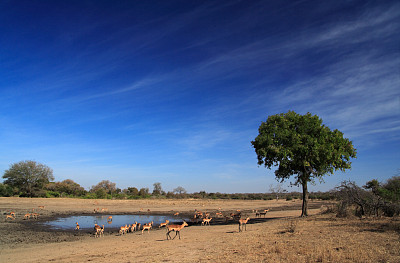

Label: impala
[238,217,250,232]
[31,213,39,219]
[142,221,153,234]
[9,212,16,217]
[38,206,45,210]
[94,224,104,237]
[174,212,179,216]
[107,216,112,222]
[130,222,138,232]
[100,208,108,213]
[6,214,15,220]
[259,209,269,217]
[24,213,31,220]
[159,220,169,229]
[119,225,128,235]
[166,221,188,240]
[201,218,212,226]
[75,222,80,230]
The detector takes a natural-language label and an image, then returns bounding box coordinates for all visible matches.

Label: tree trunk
[301,181,309,217]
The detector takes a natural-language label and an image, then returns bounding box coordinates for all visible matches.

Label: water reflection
[42,214,185,230]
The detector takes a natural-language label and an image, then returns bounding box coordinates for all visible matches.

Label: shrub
[45,191,60,198]
[0,183,13,197]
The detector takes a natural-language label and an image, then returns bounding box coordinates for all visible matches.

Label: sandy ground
[0,197,398,263]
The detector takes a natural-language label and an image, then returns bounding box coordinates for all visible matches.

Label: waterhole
[41,214,187,230]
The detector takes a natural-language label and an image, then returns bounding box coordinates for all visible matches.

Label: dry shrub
[280,218,298,233]
[320,204,336,214]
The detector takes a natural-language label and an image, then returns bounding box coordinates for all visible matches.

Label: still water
[42,214,186,230]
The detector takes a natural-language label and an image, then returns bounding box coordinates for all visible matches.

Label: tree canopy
[152,182,163,195]
[2,160,54,197]
[90,180,117,195]
[252,111,357,216]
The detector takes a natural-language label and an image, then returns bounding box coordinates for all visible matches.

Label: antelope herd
[4,205,270,241]
[4,209,42,220]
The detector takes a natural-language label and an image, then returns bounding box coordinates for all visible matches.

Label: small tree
[138,187,149,198]
[126,187,139,196]
[252,111,357,216]
[269,183,287,200]
[2,160,54,197]
[152,182,163,196]
[174,186,187,195]
[90,180,116,196]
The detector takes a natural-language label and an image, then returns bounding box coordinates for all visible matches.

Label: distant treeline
[0,179,334,200]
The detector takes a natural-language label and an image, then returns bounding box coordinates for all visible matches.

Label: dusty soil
[0,197,399,262]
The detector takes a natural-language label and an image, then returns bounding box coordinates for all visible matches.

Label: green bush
[0,183,14,197]
[45,191,60,198]
[83,192,97,199]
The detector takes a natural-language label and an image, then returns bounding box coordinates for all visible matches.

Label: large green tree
[90,180,116,195]
[3,160,54,197]
[252,111,357,216]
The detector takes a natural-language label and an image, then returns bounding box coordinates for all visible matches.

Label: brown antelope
[107,216,112,222]
[75,222,80,230]
[259,209,269,217]
[166,221,188,240]
[100,208,108,213]
[119,225,128,235]
[159,220,169,229]
[9,212,16,217]
[38,206,45,210]
[6,214,15,220]
[142,221,153,234]
[24,213,31,220]
[94,224,104,237]
[201,218,212,226]
[174,212,179,216]
[238,217,250,232]
[31,213,39,219]
[130,222,138,232]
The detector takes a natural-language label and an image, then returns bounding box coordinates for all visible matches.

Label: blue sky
[0,0,399,193]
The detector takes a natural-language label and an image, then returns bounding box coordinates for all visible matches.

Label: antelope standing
[142,221,153,234]
[201,218,212,226]
[119,225,128,235]
[238,217,250,232]
[94,224,104,237]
